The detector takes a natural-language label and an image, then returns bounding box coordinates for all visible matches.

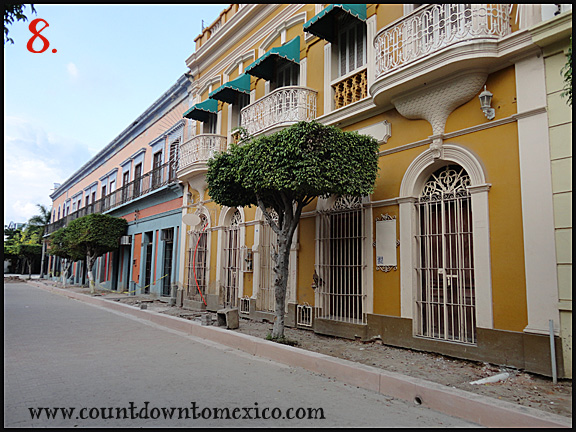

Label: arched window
[416,164,476,344]
[257,209,279,312]
[187,214,208,302]
[222,209,242,307]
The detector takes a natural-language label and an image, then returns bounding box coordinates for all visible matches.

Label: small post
[549,319,558,384]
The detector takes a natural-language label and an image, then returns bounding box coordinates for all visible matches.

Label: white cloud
[67,62,79,79]
[4,116,94,225]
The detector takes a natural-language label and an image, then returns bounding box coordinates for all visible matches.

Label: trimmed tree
[15,239,42,280]
[207,120,379,339]
[47,226,85,288]
[65,213,127,294]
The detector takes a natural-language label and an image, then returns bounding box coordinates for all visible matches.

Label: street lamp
[479,85,495,120]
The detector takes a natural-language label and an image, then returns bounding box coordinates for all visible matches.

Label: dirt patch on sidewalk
[230,317,572,419]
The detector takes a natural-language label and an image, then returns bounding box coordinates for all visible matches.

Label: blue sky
[4,4,227,226]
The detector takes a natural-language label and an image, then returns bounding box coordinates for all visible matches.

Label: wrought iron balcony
[240,86,318,137]
[374,4,511,78]
[45,161,178,235]
[177,134,228,174]
[370,4,511,104]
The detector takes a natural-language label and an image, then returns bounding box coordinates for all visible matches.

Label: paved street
[4,282,479,427]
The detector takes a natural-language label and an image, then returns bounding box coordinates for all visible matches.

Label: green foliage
[4,4,36,44]
[15,242,42,261]
[207,120,380,213]
[3,226,22,259]
[4,223,43,275]
[561,36,572,107]
[64,213,127,259]
[26,204,51,236]
[47,227,84,262]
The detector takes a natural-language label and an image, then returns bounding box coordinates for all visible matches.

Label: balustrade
[332,69,367,110]
[46,161,177,234]
[178,134,228,172]
[374,4,511,78]
[240,86,317,136]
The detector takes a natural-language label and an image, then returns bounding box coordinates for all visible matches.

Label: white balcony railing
[240,86,317,137]
[179,134,228,172]
[374,4,511,78]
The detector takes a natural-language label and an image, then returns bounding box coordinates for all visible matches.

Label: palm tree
[27,204,52,277]
[27,204,51,234]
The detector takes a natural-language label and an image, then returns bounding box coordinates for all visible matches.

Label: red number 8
[27,18,50,53]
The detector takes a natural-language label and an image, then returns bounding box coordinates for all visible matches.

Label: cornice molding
[530,9,572,48]
[316,97,382,129]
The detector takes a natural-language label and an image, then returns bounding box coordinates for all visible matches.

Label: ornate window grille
[416,165,476,344]
[222,210,242,308]
[375,4,511,78]
[316,196,366,324]
[186,214,208,302]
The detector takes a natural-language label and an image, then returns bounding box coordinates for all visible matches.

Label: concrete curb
[24,280,572,428]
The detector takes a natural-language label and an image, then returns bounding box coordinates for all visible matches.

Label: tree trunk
[40,241,46,278]
[61,259,71,288]
[271,234,292,339]
[259,197,305,340]
[87,254,96,294]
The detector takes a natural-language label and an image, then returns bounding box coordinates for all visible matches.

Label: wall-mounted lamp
[479,86,495,120]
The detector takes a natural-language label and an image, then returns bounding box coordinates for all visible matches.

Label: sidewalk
[8,275,572,428]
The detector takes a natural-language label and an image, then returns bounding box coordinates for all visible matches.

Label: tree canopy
[48,226,85,263]
[208,120,379,230]
[53,213,127,292]
[65,213,127,259]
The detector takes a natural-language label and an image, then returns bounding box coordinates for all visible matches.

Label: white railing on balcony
[240,86,317,137]
[179,134,228,172]
[375,4,511,78]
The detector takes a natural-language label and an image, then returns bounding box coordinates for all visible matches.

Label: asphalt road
[4,282,479,428]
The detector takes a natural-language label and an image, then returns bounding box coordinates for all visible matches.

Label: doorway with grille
[415,164,476,344]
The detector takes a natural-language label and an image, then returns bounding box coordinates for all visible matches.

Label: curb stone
[21,280,572,428]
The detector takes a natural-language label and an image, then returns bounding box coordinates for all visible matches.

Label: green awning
[209,73,251,104]
[182,98,218,122]
[303,4,367,43]
[245,36,300,81]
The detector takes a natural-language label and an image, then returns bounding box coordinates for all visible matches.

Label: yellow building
[176,4,572,378]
